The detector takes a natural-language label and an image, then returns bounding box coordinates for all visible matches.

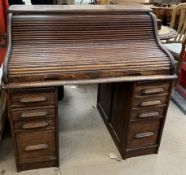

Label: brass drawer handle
[24,144,48,151]
[142,88,165,95]
[22,121,49,129]
[20,111,48,118]
[20,96,47,103]
[134,132,154,139]
[138,112,160,119]
[140,100,162,107]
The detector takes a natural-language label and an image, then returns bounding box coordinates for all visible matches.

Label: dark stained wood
[139,100,163,107]
[24,144,48,151]
[125,145,157,158]
[97,83,114,121]
[110,83,134,143]
[16,130,56,162]
[17,159,58,171]
[98,82,135,158]
[98,80,173,159]
[149,12,176,75]
[138,111,161,118]
[134,132,155,139]
[21,121,49,129]
[131,106,166,121]
[11,106,55,121]
[155,81,175,154]
[20,111,49,119]
[3,6,175,85]
[0,90,7,142]
[127,120,161,149]
[3,5,176,171]
[134,80,171,95]
[7,87,59,171]
[10,89,55,108]
[14,119,55,131]
[132,94,168,108]
[142,88,165,95]
[19,96,47,103]
[2,75,177,89]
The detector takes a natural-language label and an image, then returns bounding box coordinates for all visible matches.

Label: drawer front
[11,106,55,121]
[16,130,56,162]
[134,81,170,96]
[132,95,168,108]
[127,120,161,149]
[10,91,55,108]
[14,119,55,132]
[130,106,166,121]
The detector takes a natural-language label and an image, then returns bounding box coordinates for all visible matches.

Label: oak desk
[3,5,176,171]
[147,5,176,25]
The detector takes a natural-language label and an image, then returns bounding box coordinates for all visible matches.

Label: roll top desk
[2,5,176,171]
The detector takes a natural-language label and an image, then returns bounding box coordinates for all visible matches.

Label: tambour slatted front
[3,5,175,84]
[3,5,176,172]
[11,15,155,43]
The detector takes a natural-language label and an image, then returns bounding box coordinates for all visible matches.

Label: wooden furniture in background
[149,5,175,25]
[152,0,180,6]
[169,3,186,42]
[3,5,176,171]
[164,3,186,73]
[111,0,150,4]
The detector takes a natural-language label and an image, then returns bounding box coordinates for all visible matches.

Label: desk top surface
[9,5,152,13]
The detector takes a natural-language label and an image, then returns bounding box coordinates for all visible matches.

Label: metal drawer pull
[24,144,48,151]
[20,96,47,103]
[20,111,48,118]
[142,88,165,95]
[140,100,162,107]
[22,121,49,129]
[134,132,154,139]
[138,112,160,119]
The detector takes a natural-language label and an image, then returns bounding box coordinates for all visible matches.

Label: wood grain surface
[3,5,175,85]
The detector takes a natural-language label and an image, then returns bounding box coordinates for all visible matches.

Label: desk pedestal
[7,87,59,171]
[97,80,172,158]
[8,80,173,171]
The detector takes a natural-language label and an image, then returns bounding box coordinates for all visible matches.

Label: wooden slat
[5,6,174,84]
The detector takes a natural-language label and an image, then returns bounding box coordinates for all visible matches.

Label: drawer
[10,90,55,108]
[130,106,166,121]
[14,119,55,132]
[132,94,168,108]
[134,81,170,97]
[16,130,57,162]
[127,120,161,149]
[11,106,55,121]
[126,145,157,158]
